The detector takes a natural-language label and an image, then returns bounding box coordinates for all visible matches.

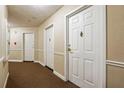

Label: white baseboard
[39,61,45,67]
[34,60,40,63]
[34,61,45,67]
[0,57,5,62]
[8,60,23,62]
[53,71,66,81]
[3,73,9,88]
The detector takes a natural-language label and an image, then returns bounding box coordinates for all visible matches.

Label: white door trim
[44,24,54,69]
[64,5,106,87]
[23,32,35,61]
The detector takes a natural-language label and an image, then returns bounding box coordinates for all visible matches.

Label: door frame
[23,32,35,61]
[64,5,106,87]
[44,24,54,69]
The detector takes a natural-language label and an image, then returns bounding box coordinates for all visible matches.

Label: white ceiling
[8,5,63,27]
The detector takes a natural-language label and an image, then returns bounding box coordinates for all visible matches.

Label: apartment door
[45,25,54,69]
[24,33,34,61]
[68,6,106,87]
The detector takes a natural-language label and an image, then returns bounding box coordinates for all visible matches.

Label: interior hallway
[6,62,78,88]
[1,5,124,88]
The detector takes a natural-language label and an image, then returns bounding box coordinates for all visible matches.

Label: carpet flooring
[6,62,79,88]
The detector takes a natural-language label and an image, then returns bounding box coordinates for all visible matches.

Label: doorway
[65,5,106,88]
[44,24,54,70]
[23,33,34,61]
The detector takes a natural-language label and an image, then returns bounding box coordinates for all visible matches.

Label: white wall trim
[8,60,23,62]
[3,73,9,88]
[39,62,45,67]
[35,49,43,52]
[34,60,40,63]
[9,49,23,51]
[54,52,64,56]
[45,24,54,30]
[107,60,124,68]
[53,71,66,81]
[34,61,45,67]
[44,28,47,67]
[6,55,9,61]
[34,60,39,63]
[0,57,4,62]
[9,27,38,29]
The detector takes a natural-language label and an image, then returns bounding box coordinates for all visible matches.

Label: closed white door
[46,26,54,69]
[69,6,105,87]
[69,12,82,87]
[24,33,34,61]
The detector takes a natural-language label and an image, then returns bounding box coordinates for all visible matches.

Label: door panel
[72,28,79,50]
[72,57,79,76]
[24,33,34,61]
[84,24,93,51]
[83,59,94,85]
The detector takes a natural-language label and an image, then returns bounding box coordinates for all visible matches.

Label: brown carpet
[6,62,79,88]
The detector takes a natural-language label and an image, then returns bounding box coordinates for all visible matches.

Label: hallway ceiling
[8,5,63,27]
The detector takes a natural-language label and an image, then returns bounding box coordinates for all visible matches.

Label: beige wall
[107,65,124,88]
[38,5,80,76]
[0,5,9,87]
[9,27,39,61]
[9,51,23,60]
[107,5,124,62]
[107,5,124,87]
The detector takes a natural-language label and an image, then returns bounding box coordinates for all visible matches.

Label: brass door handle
[68,48,71,51]
[68,48,73,53]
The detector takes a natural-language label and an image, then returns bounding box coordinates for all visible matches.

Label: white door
[69,6,105,87]
[24,33,34,61]
[69,12,82,87]
[45,25,54,69]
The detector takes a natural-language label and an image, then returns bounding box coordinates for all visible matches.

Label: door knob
[68,48,73,53]
[68,48,71,51]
